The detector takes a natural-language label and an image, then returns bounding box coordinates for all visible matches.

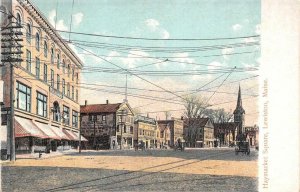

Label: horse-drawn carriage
[235,141,250,155]
[235,133,250,155]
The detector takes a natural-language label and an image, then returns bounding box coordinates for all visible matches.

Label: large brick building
[80,101,134,149]
[1,0,84,156]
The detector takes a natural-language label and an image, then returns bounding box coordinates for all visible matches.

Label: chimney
[106,100,109,104]
[85,100,87,106]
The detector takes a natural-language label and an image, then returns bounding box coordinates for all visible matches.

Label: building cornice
[17,0,83,68]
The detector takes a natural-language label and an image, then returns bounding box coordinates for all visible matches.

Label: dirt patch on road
[6,155,257,178]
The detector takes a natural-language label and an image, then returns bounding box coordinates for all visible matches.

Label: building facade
[1,0,84,155]
[245,125,259,147]
[183,118,215,148]
[133,115,157,149]
[214,122,238,146]
[80,101,134,149]
[156,123,170,148]
[157,118,183,147]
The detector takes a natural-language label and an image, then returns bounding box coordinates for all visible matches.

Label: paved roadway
[1,148,258,192]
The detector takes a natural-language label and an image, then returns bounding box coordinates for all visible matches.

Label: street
[1,148,258,192]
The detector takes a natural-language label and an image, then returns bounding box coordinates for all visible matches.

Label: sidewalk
[1,149,79,163]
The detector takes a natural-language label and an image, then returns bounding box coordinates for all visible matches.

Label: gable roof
[183,118,212,128]
[80,103,122,114]
[214,122,238,131]
[158,123,169,131]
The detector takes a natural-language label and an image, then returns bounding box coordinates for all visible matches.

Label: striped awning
[73,131,88,142]
[14,116,48,139]
[62,129,88,141]
[33,121,61,140]
[51,126,70,140]
[62,129,78,141]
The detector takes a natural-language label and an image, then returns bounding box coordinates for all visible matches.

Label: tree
[203,108,233,123]
[182,95,210,147]
[183,95,210,119]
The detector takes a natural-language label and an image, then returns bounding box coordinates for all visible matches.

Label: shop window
[16,81,31,112]
[37,92,47,117]
[63,105,70,125]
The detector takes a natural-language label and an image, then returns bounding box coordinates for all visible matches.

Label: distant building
[157,118,183,147]
[183,118,215,148]
[134,115,157,149]
[156,123,171,148]
[214,122,238,146]
[80,100,134,149]
[245,125,259,146]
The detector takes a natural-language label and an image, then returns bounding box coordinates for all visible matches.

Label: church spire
[237,84,242,108]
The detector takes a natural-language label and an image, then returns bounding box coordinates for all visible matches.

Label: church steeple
[234,85,245,134]
[237,85,242,108]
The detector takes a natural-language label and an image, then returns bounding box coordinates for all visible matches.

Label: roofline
[18,0,83,68]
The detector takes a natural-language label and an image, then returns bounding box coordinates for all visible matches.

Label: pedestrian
[112,140,115,149]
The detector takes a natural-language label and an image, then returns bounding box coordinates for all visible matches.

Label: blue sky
[32,0,260,125]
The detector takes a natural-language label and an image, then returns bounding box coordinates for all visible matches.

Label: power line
[57,29,260,41]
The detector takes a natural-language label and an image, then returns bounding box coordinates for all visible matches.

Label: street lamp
[117,109,128,150]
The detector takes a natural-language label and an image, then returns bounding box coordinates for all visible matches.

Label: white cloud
[68,43,85,63]
[207,61,223,71]
[144,18,170,39]
[232,24,242,31]
[172,52,195,68]
[145,19,160,31]
[255,24,261,34]
[222,48,234,60]
[121,50,150,68]
[48,10,68,31]
[161,29,170,39]
[243,37,256,44]
[73,12,84,26]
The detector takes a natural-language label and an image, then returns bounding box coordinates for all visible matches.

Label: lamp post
[117,109,128,150]
[79,115,82,153]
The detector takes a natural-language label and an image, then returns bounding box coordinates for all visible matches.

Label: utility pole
[79,115,82,153]
[1,13,23,161]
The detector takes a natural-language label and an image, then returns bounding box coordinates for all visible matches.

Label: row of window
[16,81,79,128]
[116,125,133,134]
[88,114,106,122]
[139,129,155,137]
[26,49,78,102]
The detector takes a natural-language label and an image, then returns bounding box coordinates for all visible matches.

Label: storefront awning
[51,126,70,140]
[72,131,88,142]
[62,129,77,141]
[33,121,61,140]
[14,116,48,139]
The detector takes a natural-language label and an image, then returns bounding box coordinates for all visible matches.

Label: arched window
[67,64,70,77]
[53,101,60,122]
[57,54,60,68]
[51,48,54,63]
[44,41,48,57]
[35,32,40,51]
[62,60,65,73]
[26,23,31,43]
[16,13,21,26]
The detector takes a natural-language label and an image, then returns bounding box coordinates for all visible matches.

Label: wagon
[235,141,250,155]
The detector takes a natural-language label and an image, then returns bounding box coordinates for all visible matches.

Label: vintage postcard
[0,0,299,191]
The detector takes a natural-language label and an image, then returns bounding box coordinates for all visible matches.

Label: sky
[32,0,260,125]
